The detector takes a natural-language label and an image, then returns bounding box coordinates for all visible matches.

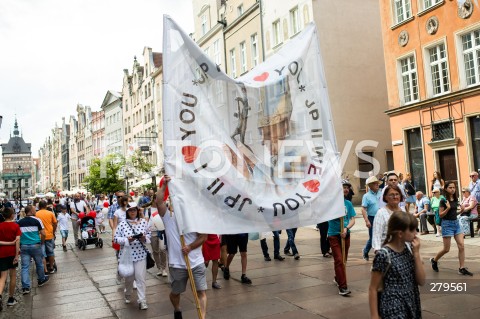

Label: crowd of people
[0,169,477,318]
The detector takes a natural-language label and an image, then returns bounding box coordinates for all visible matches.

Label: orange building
[379,0,480,193]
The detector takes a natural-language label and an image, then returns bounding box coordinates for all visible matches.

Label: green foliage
[129,150,154,173]
[83,154,125,194]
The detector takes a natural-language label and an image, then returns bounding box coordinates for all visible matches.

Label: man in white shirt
[156,176,207,319]
[378,172,406,209]
[69,192,90,245]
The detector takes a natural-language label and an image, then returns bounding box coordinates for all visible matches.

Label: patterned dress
[372,246,422,319]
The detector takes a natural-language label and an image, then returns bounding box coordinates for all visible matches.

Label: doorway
[438,149,458,186]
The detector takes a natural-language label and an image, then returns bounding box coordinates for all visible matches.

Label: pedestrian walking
[284,228,300,260]
[260,231,284,261]
[114,206,151,310]
[361,176,383,261]
[458,187,478,236]
[328,180,356,296]
[36,200,57,274]
[57,205,71,251]
[369,212,425,319]
[147,195,168,277]
[430,188,444,237]
[202,234,222,289]
[414,191,431,235]
[404,173,416,213]
[430,181,473,276]
[18,205,49,295]
[0,208,21,309]
[317,222,331,258]
[372,185,405,252]
[156,175,208,319]
[69,193,90,245]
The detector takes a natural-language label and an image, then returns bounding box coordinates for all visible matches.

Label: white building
[101,90,124,156]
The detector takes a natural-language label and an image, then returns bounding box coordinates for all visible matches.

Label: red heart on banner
[158,176,170,201]
[182,146,198,163]
[253,72,269,82]
[303,180,320,193]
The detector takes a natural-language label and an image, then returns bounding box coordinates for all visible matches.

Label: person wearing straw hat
[361,175,383,261]
[328,179,356,296]
[156,175,207,319]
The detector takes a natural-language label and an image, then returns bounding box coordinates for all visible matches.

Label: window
[393,0,412,24]
[423,0,441,10]
[290,7,299,35]
[201,14,207,35]
[230,49,236,78]
[470,116,480,170]
[213,40,221,67]
[240,42,247,73]
[428,43,450,95]
[461,29,480,86]
[251,34,258,67]
[407,128,426,193]
[431,121,453,141]
[237,4,244,16]
[358,152,374,191]
[386,151,394,171]
[399,55,419,104]
[273,20,281,46]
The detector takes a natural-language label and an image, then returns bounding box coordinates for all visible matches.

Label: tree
[83,154,125,194]
[129,150,158,191]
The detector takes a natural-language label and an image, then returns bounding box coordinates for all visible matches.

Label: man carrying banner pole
[327,180,356,296]
[156,176,207,319]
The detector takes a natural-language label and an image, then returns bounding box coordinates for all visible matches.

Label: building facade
[61,117,70,191]
[101,91,124,156]
[92,110,105,159]
[380,0,480,192]
[68,115,79,190]
[0,119,33,199]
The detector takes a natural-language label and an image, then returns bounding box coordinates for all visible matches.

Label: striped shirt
[18,216,44,245]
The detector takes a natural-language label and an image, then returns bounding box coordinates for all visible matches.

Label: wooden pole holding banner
[169,197,203,319]
[339,217,346,271]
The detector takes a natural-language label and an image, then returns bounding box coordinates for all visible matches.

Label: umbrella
[45,192,55,197]
[0,192,6,197]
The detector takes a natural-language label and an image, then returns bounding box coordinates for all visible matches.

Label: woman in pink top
[459,187,478,236]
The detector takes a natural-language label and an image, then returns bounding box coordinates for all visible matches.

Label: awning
[130,178,152,188]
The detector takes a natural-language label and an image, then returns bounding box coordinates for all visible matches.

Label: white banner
[162,16,344,234]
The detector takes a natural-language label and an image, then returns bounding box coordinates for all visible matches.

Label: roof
[153,52,163,68]
[1,119,32,154]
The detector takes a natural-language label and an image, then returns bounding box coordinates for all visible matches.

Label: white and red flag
[162,16,344,234]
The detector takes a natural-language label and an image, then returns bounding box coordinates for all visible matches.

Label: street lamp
[16,165,23,207]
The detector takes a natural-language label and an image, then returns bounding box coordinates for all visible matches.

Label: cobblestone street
[2,211,479,319]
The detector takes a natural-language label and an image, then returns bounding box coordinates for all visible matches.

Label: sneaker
[430,258,439,272]
[22,288,31,295]
[38,276,50,287]
[458,268,473,276]
[49,267,57,274]
[116,273,123,285]
[156,270,162,276]
[264,256,271,261]
[294,254,300,260]
[362,250,369,261]
[284,250,293,256]
[125,297,131,304]
[333,277,339,287]
[274,255,285,261]
[162,270,168,277]
[212,281,222,289]
[436,233,442,237]
[174,311,183,319]
[139,301,148,310]
[223,268,230,280]
[338,287,351,296]
[6,297,17,307]
[241,274,252,284]
[63,245,67,252]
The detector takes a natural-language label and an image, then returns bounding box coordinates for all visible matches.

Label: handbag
[126,220,156,269]
[118,245,134,277]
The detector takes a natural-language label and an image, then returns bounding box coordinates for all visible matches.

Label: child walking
[57,205,71,252]
[369,211,425,319]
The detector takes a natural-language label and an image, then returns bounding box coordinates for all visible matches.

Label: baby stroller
[77,215,103,250]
